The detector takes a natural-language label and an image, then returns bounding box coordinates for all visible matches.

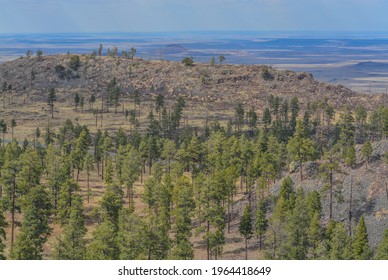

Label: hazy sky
[0,0,387,34]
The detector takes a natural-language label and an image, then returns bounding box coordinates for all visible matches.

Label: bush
[55,65,66,79]
[182,57,194,67]
[262,66,274,81]
[69,55,80,71]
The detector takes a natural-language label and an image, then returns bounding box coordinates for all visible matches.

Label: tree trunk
[385,180,388,202]
[245,238,248,260]
[299,159,303,180]
[329,172,333,220]
[76,168,80,182]
[348,175,353,236]
[10,180,16,250]
[207,220,210,260]
[127,186,131,209]
[87,171,90,204]
[227,200,231,233]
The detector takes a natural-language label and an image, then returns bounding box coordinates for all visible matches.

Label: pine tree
[10,119,16,140]
[255,199,268,250]
[234,103,245,131]
[74,93,80,111]
[142,176,158,211]
[121,146,141,209]
[11,186,51,259]
[84,153,94,203]
[329,222,352,260]
[100,183,123,226]
[278,189,309,260]
[319,148,342,219]
[1,142,22,251]
[262,108,272,130]
[375,229,388,260]
[203,173,226,260]
[104,156,114,185]
[171,176,195,260]
[287,121,316,180]
[46,145,72,213]
[56,179,80,225]
[361,141,373,169]
[307,211,322,258]
[144,212,171,260]
[47,88,57,118]
[0,119,7,146]
[71,129,90,182]
[161,139,176,173]
[239,204,253,260]
[17,148,42,194]
[53,195,86,259]
[117,209,148,259]
[86,218,119,260]
[353,216,373,260]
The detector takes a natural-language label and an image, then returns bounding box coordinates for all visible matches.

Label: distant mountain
[163,44,188,55]
[350,61,388,70]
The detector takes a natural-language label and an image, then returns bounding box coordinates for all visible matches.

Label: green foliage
[171,176,195,260]
[106,77,121,110]
[117,209,148,259]
[307,211,322,258]
[319,148,342,219]
[329,222,352,260]
[278,189,309,259]
[287,121,316,179]
[255,199,268,250]
[36,50,43,60]
[56,179,80,225]
[182,57,194,67]
[0,205,7,259]
[210,56,216,66]
[47,88,57,118]
[69,55,80,71]
[0,95,385,261]
[361,140,373,164]
[375,229,388,260]
[86,218,119,260]
[218,55,225,65]
[100,183,123,226]
[11,186,51,260]
[239,204,253,239]
[53,195,86,259]
[262,66,274,80]
[234,103,245,131]
[353,216,373,260]
[74,92,80,110]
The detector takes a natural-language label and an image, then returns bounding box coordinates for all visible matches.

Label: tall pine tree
[353,216,373,260]
[11,186,51,259]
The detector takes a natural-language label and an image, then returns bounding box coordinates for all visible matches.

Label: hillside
[0,54,386,111]
[0,54,387,260]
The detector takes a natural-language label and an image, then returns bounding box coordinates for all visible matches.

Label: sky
[0,0,387,34]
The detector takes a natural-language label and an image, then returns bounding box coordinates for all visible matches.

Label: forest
[0,87,387,260]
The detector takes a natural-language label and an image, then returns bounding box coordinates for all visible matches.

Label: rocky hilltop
[0,54,385,110]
